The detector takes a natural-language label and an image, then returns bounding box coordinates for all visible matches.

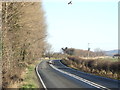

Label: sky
[42,0,118,52]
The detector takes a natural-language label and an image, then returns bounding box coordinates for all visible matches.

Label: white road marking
[50,61,110,90]
[36,64,47,90]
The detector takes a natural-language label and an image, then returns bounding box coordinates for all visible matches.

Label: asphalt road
[37,60,120,89]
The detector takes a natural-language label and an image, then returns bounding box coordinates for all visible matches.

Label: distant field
[98,58,119,62]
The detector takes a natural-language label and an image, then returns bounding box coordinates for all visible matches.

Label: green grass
[22,84,35,88]
[20,60,41,88]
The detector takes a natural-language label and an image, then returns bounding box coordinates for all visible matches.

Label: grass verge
[19,60,42,88]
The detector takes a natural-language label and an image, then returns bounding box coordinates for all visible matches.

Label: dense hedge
[62,56,120,79]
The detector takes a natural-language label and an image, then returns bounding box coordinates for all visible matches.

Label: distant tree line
[61,47,105,57]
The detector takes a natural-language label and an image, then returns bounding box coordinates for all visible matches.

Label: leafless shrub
[109,61,120,73]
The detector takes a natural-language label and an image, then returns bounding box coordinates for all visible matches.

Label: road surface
[37,60,120,89]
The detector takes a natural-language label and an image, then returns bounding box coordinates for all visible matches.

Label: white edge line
[36,64,47,90]
[49,60,110,90]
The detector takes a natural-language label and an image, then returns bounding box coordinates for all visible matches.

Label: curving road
[37,60,120,89]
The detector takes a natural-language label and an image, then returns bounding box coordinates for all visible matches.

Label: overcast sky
[42,0,118,52]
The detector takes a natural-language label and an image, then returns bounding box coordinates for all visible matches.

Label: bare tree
[94,48,105,57]
[44,43,54,59]
[2,2,47,88]
[61,47,75,55]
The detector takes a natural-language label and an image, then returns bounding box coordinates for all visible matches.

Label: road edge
[35,62,47,90]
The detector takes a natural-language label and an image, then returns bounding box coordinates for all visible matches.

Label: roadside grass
[49,58,62,60]
[20,60,42,88]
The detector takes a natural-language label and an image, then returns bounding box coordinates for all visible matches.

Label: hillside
[105,49,120,56]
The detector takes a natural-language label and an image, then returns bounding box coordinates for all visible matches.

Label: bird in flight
[68,1,72,5]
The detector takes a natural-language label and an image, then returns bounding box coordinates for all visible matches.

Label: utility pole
[87,43,90,59]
